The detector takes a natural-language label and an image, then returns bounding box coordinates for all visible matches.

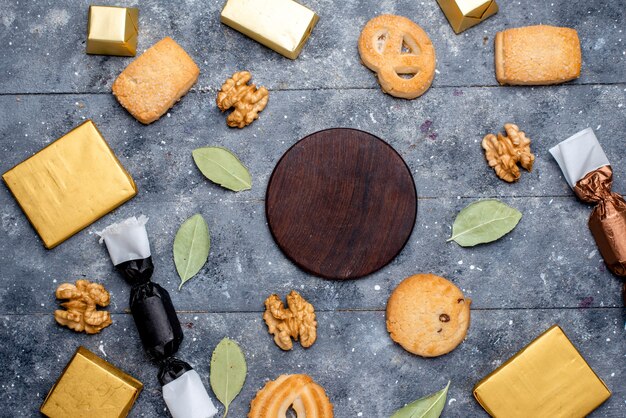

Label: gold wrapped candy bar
[473,325,611,417]
[40,346,143,418]
[2,120,137,249]
[220,0,319,59]
[87,5,139,56]
[437,0,498,34]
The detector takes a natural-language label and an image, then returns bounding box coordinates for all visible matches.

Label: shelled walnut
[54,279,112,334]
[216,71,269,128]
[263,290,317,350]
[482,123,535,182]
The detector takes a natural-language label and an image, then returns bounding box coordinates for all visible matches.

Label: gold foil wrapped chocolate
[550,128,626,277]
[40,346,143,418]
[87,6,139,56]
[473,325,611,418]
[2,120,137,249]
[220,0,319,59]
[436,0,498,34]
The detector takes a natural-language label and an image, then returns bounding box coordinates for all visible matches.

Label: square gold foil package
[2,120,137,249]
[473,325,611,418]
[437,0,498,34]
[221,0,319,59]
[41,346,143,418]
[87,5,139,56]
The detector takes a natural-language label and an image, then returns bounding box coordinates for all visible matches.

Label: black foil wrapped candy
[97,215,183,360]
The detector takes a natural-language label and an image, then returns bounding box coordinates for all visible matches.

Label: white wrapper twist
[96,215,151,266]
[162,370,218,418]
[549,128,610,188]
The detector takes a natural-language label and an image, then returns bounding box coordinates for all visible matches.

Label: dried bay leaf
[193,146,252,192]
[447,199,522,247]
[173,213,210,290]
[391,381,450,418]
[210,338,247,418]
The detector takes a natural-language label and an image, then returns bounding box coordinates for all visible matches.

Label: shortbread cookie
[248,374,334,418]
[112,37,199,124]
[386,274,471,357]
[358,15,436,99]
[495,25,581,85]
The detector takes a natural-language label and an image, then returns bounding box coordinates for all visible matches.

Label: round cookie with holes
[386,274,471,357]
[358,14,436,99]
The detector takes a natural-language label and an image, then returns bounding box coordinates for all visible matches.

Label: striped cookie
[248,374,333,418]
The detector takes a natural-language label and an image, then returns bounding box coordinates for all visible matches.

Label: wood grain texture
[266,128,417,279]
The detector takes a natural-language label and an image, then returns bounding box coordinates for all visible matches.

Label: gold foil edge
[2,120,137,249]
[86,6,139,56]
[473,325,611,417]
[220,0,318,59]
[436,0,498,34]
[40,346,143,418]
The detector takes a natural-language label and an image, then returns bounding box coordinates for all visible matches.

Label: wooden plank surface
[0,0,624,417]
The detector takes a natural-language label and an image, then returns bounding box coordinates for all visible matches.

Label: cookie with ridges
[248,374,333,418]
[386,273,471,357]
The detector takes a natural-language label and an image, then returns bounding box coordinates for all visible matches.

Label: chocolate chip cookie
[386,273,471,357]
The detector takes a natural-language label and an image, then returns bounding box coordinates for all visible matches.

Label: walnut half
[263,290,317,350]
[482,123,535,182]
[54,279,112,334]
[216,71,269,128]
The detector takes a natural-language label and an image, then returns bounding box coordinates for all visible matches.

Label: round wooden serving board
[266,128,417,280]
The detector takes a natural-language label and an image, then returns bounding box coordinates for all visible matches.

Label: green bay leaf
[173,213,210,290]
[447,199,522,247]
[193,146,252,192]
[210,338,247,418]
[391,381,450,418]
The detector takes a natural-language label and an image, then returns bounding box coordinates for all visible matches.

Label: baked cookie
[386,274,471,357]
[495,25,581,85]
[358,15,436,99]
[112,37,199,124]
[248,374,333,418]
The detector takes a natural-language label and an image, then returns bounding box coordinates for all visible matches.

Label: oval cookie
[386,274,471,357]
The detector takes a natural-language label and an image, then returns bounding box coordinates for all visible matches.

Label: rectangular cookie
[495,25,581,85]
[112,37,199,124]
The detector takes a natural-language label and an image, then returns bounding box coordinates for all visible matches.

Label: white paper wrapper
[96,215,151,265]
[549,128,610,188]
[162,370,218,418]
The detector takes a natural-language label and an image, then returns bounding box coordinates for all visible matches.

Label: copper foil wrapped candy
[97,215,183,360]
[550,128,626,277]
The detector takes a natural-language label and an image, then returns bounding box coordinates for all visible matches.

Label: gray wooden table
[0,0,624,417]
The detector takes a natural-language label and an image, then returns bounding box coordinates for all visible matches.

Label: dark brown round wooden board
[265,128,417,280]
